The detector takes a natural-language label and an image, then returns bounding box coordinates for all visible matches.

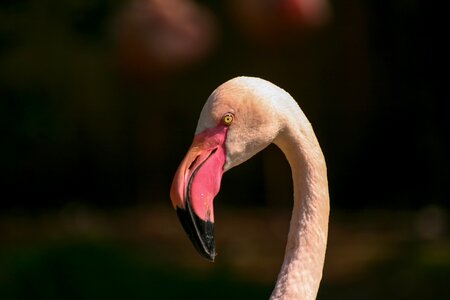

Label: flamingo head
[170,77,292,261]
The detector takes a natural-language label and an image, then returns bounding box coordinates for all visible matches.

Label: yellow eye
[222,113,234,126]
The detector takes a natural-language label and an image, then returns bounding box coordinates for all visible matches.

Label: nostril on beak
[188,156,199,170]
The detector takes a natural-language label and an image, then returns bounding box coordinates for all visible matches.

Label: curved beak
[170,125,228,261]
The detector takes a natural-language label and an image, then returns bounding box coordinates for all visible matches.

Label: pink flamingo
[170,77,329,299]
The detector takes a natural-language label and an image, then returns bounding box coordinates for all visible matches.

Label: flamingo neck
[271,116,329,300]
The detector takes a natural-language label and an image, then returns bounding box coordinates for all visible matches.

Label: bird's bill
[170,125,228,261]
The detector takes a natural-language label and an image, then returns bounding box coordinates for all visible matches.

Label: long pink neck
[271,117,330,300]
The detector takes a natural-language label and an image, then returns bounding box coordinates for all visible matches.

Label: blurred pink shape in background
[116,0,218,81]
[229,0,332,45]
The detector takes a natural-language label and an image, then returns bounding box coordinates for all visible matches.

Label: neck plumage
[271,111,330,300]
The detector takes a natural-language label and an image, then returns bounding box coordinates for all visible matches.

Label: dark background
[1,0,449,299]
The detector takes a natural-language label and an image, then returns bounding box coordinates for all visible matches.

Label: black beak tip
[176,207,216,262]
[203,249,216,262]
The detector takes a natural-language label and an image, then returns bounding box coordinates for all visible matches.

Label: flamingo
[170,76,329,299]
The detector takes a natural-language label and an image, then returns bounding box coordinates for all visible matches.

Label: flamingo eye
[222,113,234,126]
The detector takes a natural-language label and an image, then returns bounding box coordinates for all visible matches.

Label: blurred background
[1,0,449,299]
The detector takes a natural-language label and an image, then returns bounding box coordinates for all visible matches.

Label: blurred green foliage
[0,241,271,299]
[1,239,449,299]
